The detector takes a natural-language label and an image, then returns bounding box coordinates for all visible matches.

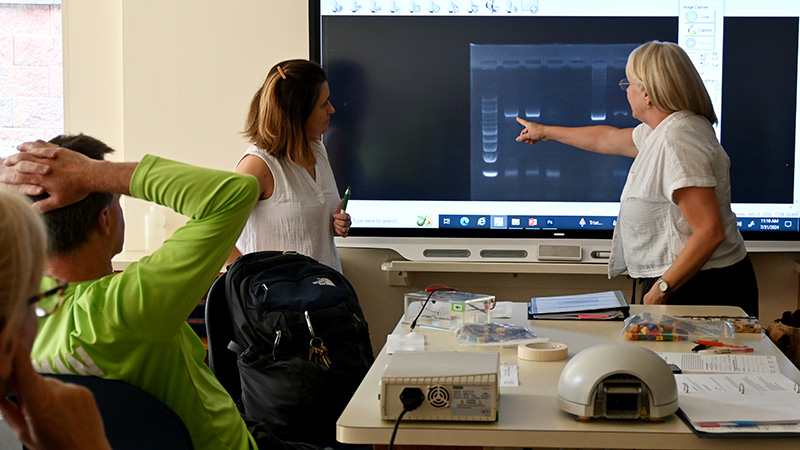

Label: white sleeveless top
[235,140,343,272]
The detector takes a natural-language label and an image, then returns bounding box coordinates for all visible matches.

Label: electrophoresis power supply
[380,351,499,421]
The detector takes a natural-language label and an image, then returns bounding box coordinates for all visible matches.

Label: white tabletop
[336,304,800,449]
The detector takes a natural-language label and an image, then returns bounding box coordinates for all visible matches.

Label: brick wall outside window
[0,0,63,157]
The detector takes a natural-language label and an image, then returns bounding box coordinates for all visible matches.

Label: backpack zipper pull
[304,311,316,339]
[272,330,281,360]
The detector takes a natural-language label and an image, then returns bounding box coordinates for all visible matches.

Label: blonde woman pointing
[516,41,758,316]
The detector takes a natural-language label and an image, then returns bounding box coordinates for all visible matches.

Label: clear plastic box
[403,290,495,330]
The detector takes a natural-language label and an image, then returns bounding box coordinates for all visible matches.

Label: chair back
[205,272,242,400]
[43,374,193,450]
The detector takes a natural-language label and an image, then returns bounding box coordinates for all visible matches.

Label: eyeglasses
[27,281,68,318]
[619,78,641,91]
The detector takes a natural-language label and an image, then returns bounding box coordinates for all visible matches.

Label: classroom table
[336,304,800,449]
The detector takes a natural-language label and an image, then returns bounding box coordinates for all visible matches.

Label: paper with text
[658,352,779,374]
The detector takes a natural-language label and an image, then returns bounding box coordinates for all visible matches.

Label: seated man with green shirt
[0,135,318,450]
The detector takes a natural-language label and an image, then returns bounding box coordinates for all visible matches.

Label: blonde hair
[243,59,328,167]
[627,41,717,124]
[0,188,47,345]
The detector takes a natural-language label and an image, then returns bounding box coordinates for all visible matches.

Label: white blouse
[235,140,343,272]
[608,111,746,278]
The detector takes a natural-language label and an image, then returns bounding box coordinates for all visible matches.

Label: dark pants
[638,255,759,318]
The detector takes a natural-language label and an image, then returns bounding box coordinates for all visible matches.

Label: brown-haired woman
[227,59,350,272]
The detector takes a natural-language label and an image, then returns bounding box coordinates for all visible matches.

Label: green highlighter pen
[341,186,351,213]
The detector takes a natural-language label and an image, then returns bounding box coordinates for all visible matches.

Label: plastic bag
[455,322,546,346]
[621,311,735,341]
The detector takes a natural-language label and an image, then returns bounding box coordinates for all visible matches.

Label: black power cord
[388,388,424,450]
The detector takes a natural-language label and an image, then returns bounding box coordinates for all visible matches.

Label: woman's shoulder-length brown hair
[243,59,328,167]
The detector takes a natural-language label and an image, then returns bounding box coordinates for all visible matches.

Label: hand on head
[3,141,96,212]
[515,117,545,145]
[0,140,57,197]
[0,338,111,450]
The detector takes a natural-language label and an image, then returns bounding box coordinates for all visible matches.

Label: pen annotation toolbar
[323,0,541,15]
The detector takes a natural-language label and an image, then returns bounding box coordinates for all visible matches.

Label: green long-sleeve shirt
[31,155,260,450]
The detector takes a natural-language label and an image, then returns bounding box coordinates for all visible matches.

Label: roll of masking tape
[517,342,568,362]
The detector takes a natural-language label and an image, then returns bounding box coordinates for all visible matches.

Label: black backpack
[224,251,374,445]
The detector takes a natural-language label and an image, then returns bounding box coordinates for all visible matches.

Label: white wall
[64,0,309,250]
[63,0,800,355]
[62,0,123,154]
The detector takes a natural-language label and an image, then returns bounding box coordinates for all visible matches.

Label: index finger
[3,155,52,175]
[17,140,60,158]
[516,117,530,126]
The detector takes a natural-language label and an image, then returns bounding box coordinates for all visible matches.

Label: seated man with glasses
[0,135,319,450]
